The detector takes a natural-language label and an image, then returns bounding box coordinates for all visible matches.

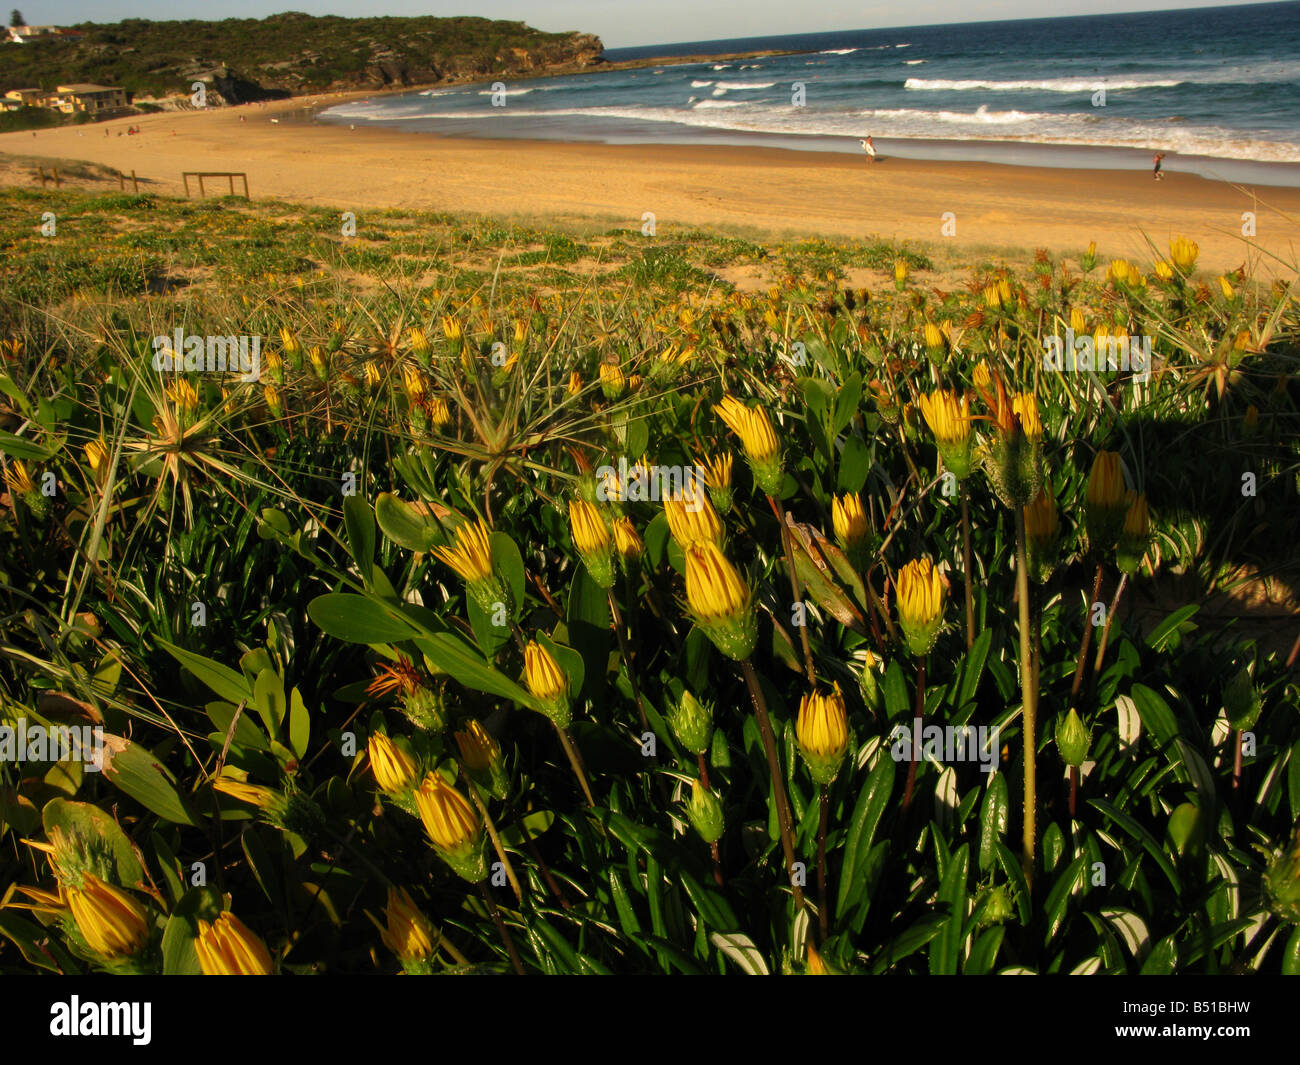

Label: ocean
[319,2,1300,184]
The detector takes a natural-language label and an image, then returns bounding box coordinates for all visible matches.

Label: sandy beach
[4,92,1299,274]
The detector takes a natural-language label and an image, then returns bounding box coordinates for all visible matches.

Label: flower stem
[902,656,926,812]
[960,483,975,651]
[555,722,596,808]
[1014,504,1038,884]
[740,658,805,914]
[459,766,523,905]
[817,784,830,942]
[1070,561,1106,705]
[477,879,525,975]
[607,588,649,735]
[767,494,817,686]
[1091,572,1128,680]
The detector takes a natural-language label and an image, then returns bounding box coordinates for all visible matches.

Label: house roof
[56,84,120,94]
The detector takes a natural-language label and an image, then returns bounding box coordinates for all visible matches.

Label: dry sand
[4,92,1300,274]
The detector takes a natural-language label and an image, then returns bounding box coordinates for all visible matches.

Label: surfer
[1152,152,1166,180]
[860,135,878,163]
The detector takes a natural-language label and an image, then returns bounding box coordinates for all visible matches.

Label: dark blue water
[321,2,1300,181]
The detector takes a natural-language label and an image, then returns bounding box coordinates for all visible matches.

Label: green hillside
[0,12,603,100]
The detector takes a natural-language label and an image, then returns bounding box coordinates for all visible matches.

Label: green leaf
[883,660,910,718]
[0,429,64,461]
[977,772,1009,874]
[252,667,286,739]
[955,628,993,707]
[1130,684,1180,746]
[490,531,526,622]
[1042,853,1086,945]
[1140,935,1178,974]
[99,735,199,825]
[343,494,375,581]
[1145,604,1198,652]
[870,914,947,972]
[288,687,310,761]
[965,926,1005,975]
[157,640,251,704]
[930,843,970,974]
[837,435,871,495]
[832,371,863,436]
[836,752,895,920]
[308,593,418,644]
[160,885,224,975]
[374,491,450,552]
[42,798,145,887]
[413,632,543,711]
[1281,925,1300,976]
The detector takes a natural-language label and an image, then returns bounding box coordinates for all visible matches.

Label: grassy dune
[1,184,1298,974]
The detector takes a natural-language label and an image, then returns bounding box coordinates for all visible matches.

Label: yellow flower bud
[195,912,274,975]
[65,875,150,960]
[414,772,480,852]
[432,519,495,585]
[832,492,869,549]
[379,887,436,963]
[368,732,418,795]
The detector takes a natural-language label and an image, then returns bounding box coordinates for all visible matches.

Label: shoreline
[3,96,1298,275]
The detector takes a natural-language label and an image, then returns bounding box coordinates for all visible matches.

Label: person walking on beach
[1153,152,1166,180]
[860,135,878,163]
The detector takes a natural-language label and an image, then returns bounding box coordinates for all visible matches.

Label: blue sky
[19,0,1284,48]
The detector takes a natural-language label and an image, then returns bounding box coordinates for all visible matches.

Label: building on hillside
[6,25,65,42]
[52,84,128,114]
[3,88,49,106]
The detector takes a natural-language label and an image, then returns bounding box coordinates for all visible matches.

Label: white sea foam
[691,80,713,87]
[714,81,776,90]
[905,76,1183,92]
[904,59,927,66]
[820,48,858,55]
[476,87,535,95]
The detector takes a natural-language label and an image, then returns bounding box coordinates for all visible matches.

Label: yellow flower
[568,498,612,557]
[923,321,944,351]
[432,519,495,584]
[1069,307,1087,334]
[1107,259,1131,284]
[983,284,1001,310]
[806,942,832,975]
[363,360,382,389]
[308,345,327,377]
[1024,488,1060,547]
[796,683,849,760]
[196,912,273,975]
[1086,451,1125,511]
[212,777,278,809]
[700,452,733,492]
[1122,490,1149,538]
[1011,392,1042,440]
[440,316,463,343]
[409,327,430,358]
[599,361,626,398]
[454,720,500,773]
[567,371,582,397]
[278,326,300,356]
[917,389,971,447]
[611,515,643,559]
[1218,276,1235,299]
[524,640,568,702]
[414,772,480,852]
[368,733,418,795]
[429,395,452,430]
[684,541,749,621]
[832,493,868,549]
[65,875,150,959]
[402,366,426,401]
[513,318,528,347]
[972,360,993,393]
[896,556,945,654]
[263,385,283,416]
[1170,236,1199,274]
[1154,260,1174,281]
[167,379,199,413]
[4,459,34,496]
[664,484,724,547]
[894,260,909,285]
[714,396,779,464]
[84,437,109,476]
[379,887,436,963]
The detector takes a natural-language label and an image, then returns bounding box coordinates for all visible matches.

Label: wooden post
[118,169,125,191]
[183,172,190,197]
[131,170,139,194]
[228,173,235,196]
[198,174,205,197]
[241,173,249,199]
[53,167,61,187]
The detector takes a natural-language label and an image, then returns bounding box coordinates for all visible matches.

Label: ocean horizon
[318,2,1300,184]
